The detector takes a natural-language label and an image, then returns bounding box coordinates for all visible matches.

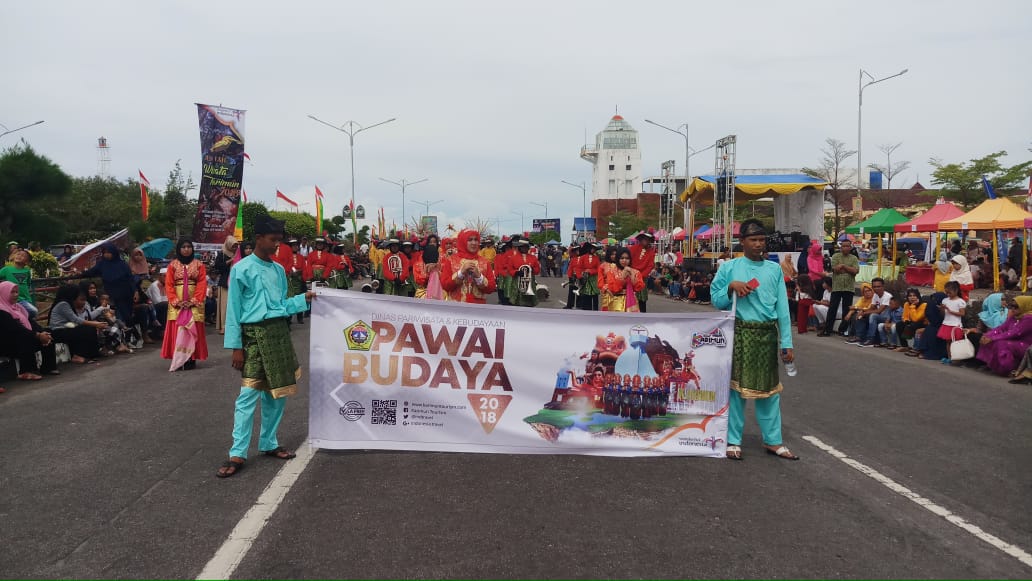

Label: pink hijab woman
[0,280,32,330]
[807,240,825,283]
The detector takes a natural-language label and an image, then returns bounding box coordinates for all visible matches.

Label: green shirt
[830,252,859,292]
[0,264,32,303]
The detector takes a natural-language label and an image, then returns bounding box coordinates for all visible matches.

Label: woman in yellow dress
[605,248,645,312]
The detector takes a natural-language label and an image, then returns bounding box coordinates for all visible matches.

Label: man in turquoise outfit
[710,219,799,461]
[217,214,315,478]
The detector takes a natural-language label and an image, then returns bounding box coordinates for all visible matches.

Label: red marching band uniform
[306,245,336,283]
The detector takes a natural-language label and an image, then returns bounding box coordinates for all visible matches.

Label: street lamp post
[0,120,45,140]
[561,180,587,243]
[380,177,428,235]
[511,209,526,234]
[409,198,444,219]
[645,119,718,255]
[857,68,908,201]
[308,114,396,243]
[529,201,548,218]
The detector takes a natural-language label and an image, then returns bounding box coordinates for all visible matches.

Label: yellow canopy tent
[679,174,829,254]
[938,197,1032,291]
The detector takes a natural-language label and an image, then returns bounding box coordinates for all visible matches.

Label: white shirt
[146,282,167,304]
[871,290,893,308]
[942,296,966,327]
[662,252,677,266]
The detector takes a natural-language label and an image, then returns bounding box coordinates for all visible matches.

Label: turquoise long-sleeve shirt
[224,254,309,350]
[710,256,793,349]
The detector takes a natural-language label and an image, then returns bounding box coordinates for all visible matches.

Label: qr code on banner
[371,399,398,425]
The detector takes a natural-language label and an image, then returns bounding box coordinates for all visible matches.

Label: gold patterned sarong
[242,318,300,398]
[730,319,783,399]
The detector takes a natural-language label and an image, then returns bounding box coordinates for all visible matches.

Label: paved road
[2,280,1030,579]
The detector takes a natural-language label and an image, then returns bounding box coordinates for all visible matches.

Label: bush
[29,250,61,278]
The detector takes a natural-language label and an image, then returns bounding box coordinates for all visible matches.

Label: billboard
[532,218,561,233]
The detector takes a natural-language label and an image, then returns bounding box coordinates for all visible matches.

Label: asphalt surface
[2,278,1030,579]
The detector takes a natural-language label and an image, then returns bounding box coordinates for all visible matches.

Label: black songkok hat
[254,214,286,235]
[739,219,767,238]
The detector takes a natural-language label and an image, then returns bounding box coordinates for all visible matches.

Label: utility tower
[97,136,111,178]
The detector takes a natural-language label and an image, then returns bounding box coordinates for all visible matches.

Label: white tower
[96,136,111,178]
[580,114,642,202]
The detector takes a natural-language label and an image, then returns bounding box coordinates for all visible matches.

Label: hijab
[455,229,481,260]
[780,253,797,278]
[233,241,253,266]
[926,292,947,325]
[176,238,195,265]
[949,255,973,285]
[1015,296,1032,318]
[936,251,951,275]
[222,235,238,257]
[806,241,823,275]
[978,293,1007,329]
[0,281,31,330]
[129,248,150,276]
[854,282,874,309]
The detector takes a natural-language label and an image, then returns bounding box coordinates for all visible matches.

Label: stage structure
[659,159,677,253]
[712,135,737,253]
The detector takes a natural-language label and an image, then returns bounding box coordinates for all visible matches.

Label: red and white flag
[242,189,248,202]
[276,190,298,208]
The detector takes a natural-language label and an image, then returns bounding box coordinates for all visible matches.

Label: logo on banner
[467,394,512,434]
[691,328,727,349]
[339,401,366,421]
[344,320,375,351]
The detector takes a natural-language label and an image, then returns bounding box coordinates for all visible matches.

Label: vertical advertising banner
[309,292,733,457]
[194,104,246,252]
[421,215,439,235]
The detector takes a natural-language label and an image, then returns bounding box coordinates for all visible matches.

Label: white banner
[308,291,733,457]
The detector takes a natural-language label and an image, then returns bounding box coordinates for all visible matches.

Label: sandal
[726,445,743,461]
[17,373,43,381]
[216,458,245,478]
[765,445,800,460]
[262,446,296,460]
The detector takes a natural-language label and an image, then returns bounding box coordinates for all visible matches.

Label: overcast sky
[3,0,1030,238]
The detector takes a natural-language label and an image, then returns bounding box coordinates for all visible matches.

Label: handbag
[948,327,975,361]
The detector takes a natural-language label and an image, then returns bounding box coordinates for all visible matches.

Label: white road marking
[803,435,1032,570]
[197,444,317,580]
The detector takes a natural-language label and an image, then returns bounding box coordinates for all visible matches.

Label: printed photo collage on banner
[309,291,734,457]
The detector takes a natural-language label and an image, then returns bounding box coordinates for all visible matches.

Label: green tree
[240,201,270,241]
[160,160,198,238]
[929,151,1032,209]
[0,141,73,244]
[529,230,560,245]
[56,176,141,242]
[606,211,649,241]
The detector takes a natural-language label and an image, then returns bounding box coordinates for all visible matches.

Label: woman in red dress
[161,239,209,370]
